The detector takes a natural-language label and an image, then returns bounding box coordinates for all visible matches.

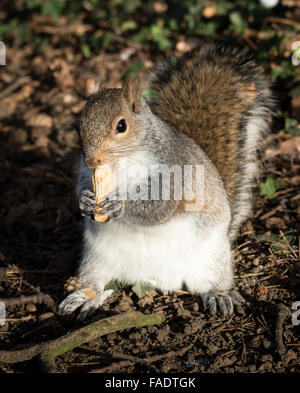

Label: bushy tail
[149,43,274,240]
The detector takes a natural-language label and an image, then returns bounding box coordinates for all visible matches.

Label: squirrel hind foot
[58,288,114,321]
[201,290,245,317]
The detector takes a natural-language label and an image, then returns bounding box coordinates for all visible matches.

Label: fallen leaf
[265,216,286,229]
[259,175,276,198]
[279,137,300,156]
[154,1,168,13]
[291,96,300,122]
[257,285,269,295]
[176,40,193,52]
[27,113,53,128]
[85,78,99,96]
[203,6,217,19]
[288,175,300,185]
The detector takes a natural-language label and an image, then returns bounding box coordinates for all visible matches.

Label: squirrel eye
[116,119,127,133]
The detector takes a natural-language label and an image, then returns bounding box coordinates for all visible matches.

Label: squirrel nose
[84,148,104,168]
[84,156,101,168]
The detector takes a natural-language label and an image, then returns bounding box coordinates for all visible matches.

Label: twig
[210,315,234,336]
[264,17,298,27]
[243,35,257,51]
[0,76,31,100]
[111,353,160,372]
[0,311,165,372]
[279,230,298,259]
[89,360,133,373]
[94,29,144,51]
[90,345,191,373]
[113,345,191,365]
[0,293,57,314]
[275,304,291,358]
[142,345,191,363]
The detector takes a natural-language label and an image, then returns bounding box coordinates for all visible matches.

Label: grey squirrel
[59,43,273,321]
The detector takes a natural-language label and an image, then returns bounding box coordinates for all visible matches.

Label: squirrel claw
[79,189,96,219]
[99,195,124,220]
[201,290,245,317]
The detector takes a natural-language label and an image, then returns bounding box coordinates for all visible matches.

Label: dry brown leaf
[203,6,216,19]
[71,100,86,114]
[0,84,34,119]
[257,285,269,295]
[154,1,168,13]
[14,85,34,101]
[50,58,74,88]
[30,15,92,37]
[265,147,280,157]
[278,137,300,156]
[85,78,99,96]
[0,98,16,119]
[291,96,300,122]
[176,40,193,53]
[27,113,53,128]
[289,175,300,185]
[265,216,286,229]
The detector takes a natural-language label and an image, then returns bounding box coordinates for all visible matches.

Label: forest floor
[0,4,300,373]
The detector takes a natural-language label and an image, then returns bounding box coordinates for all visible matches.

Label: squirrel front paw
[79,189,97,219]
[98,193,124,221]
[58,288,114,321]
[201,290,245,317]
[79,190,124,221]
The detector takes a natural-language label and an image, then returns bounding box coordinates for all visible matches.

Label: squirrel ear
[123,76,142,114]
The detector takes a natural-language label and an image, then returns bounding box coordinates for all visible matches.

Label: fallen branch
[0,293,57,313]
[0,311,165,372]
[265,16,298,27]
[0,76,31,100]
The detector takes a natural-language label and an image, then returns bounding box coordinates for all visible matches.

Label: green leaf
[26,0,44,9]
[131,282,156,299]
[122,61,144,81]
[41,0,66,19]
[150,25,172,51]
[81,44,91,58]
[285,117,300,136]
[271,235,296,252]
[255,234,296,254]
[142,87,157,100]
[229,11,244,26]
[229,11,247,33]
[168,19,178,31]
[216,1,235,15]
[272,66,282,82]
[104,280,119,292]
[133,26,150,45]
[255,234,278,243]
[259,175,276,199]
[100,32,113,49]
[120,20,138,32]
[122,0,141,13]
[290,86,300,97]
[196,21,218,36]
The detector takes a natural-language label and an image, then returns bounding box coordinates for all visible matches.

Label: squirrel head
[79,77,146,168]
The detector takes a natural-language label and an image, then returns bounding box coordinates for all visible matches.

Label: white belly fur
[79,213,232,294]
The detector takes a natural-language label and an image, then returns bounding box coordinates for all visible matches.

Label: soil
[0,32,300,374]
